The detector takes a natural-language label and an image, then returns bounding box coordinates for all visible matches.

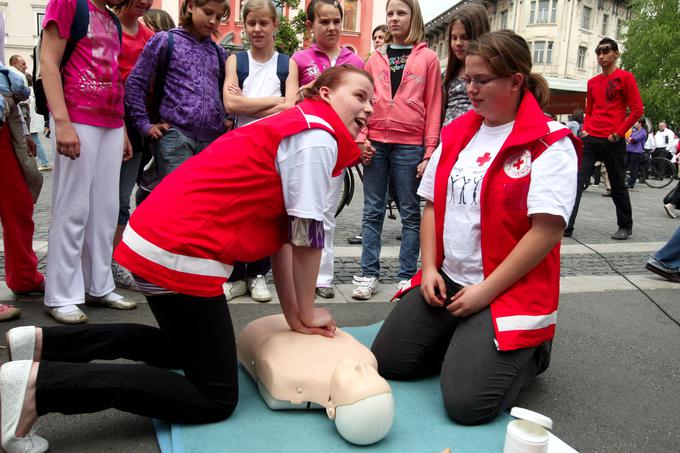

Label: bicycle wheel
[335,167,355,217]
[643,158,676,188]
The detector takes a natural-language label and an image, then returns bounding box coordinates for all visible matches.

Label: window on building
[343,0,358,32]
[500,10,508,29]
[529,0,557,24]
[533,41,554,64]
[616,19,623,39]
[36,12,45,34]
[581,6,592,30]
[601,14,608,35]
[577,46,587,69]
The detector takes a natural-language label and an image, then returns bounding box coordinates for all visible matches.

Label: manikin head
[326,358,394,445]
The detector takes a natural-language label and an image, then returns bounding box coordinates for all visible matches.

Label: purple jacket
[125,28,227,142]
[626,127,647,154]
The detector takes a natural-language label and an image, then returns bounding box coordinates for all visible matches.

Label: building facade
[425,0,633,115]
[220,0,382,58]
[2,0,384,70]
[1,0,174,72]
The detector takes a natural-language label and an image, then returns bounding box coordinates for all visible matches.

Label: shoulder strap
[213,42,226,99]
[276,53,290,97]
[106,9,123,44]
[236,51,249,90]
[60,0,89,70]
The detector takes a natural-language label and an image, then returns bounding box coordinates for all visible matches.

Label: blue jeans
[118,152,143,225]
[654,227,680,270]
[156,128,211,178]
[360,142,423,279]
[31,133,50,166]
[118,113,145,225]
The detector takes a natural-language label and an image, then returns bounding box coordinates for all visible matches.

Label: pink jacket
[364,42,442,156]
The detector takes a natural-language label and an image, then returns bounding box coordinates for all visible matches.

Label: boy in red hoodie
[565,37,643,240]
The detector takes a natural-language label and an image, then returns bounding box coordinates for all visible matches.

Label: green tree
[621,0,680,125]
[275,7,307,56]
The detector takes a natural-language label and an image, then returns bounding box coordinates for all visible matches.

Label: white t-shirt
[277,128,337,221]
[654,129,675,152]
[418,121,578,286]
[236,51,283,128]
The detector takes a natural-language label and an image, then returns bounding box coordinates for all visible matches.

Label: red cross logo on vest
[503,150,532,179]
[476,152,492,166]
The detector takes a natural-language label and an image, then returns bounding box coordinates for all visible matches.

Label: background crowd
[0,0,679,451]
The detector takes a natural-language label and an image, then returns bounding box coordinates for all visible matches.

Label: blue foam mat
[154,323,511,452]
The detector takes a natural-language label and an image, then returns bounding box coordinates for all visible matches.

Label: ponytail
[526,73,550,108]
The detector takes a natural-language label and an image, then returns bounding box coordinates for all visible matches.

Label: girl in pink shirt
[41,0,136,325]
[291,0,364,299]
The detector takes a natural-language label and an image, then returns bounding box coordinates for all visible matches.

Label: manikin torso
[237,315,394,445]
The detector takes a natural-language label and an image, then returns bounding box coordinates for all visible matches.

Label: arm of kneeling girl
[271,244,334,337]
[420,201,447,307]
[447,213,565,317]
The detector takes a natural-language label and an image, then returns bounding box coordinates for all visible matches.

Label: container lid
[509,407,553,430]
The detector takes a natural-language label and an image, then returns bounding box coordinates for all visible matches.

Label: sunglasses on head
[595,46,614,55]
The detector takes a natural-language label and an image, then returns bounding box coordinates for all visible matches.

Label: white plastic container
[503,407,553,453]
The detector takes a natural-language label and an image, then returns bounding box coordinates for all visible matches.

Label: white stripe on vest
[297,107,335,132]
[122,226,233,278]
[495,311,557,332]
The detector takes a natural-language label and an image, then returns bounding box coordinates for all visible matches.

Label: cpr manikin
[237,315,394,445]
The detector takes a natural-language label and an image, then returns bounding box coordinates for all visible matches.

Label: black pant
[371,272,548,425]
[626,152,643,188]
[229,257,271,282]
[567,135,632,233]
[35,294,238,424]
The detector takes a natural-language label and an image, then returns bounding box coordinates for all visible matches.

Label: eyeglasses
[595,46,613,55]
[460,75,507,87]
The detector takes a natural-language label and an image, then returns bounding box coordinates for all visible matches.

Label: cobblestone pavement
[2,158,679,283]
[1,147,679,453]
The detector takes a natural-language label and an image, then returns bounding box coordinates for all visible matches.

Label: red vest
[395,93,582,351]
[114,100,360,297]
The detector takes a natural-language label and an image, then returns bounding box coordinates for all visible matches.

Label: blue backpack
[235,51,290,96]
[33,0,122,116]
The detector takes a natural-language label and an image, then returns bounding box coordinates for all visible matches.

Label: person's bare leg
[34,328,42,362]
[15,362,38,437]
[113,224,125,250]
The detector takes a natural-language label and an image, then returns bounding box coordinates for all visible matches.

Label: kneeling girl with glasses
[371,30,582,425]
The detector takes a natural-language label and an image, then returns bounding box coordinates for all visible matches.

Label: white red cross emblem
[503,150,532,178]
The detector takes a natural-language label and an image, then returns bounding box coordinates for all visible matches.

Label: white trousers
[45,122,124,306]
[316,171,345,287]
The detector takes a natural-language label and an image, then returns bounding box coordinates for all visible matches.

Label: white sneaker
[0,361,49,453]
[352,275,378,300]
[112,261,139,291]
[223,280,247,301]
[664,203,677,219]
[247,275,272,303]
[397,279,411,291]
